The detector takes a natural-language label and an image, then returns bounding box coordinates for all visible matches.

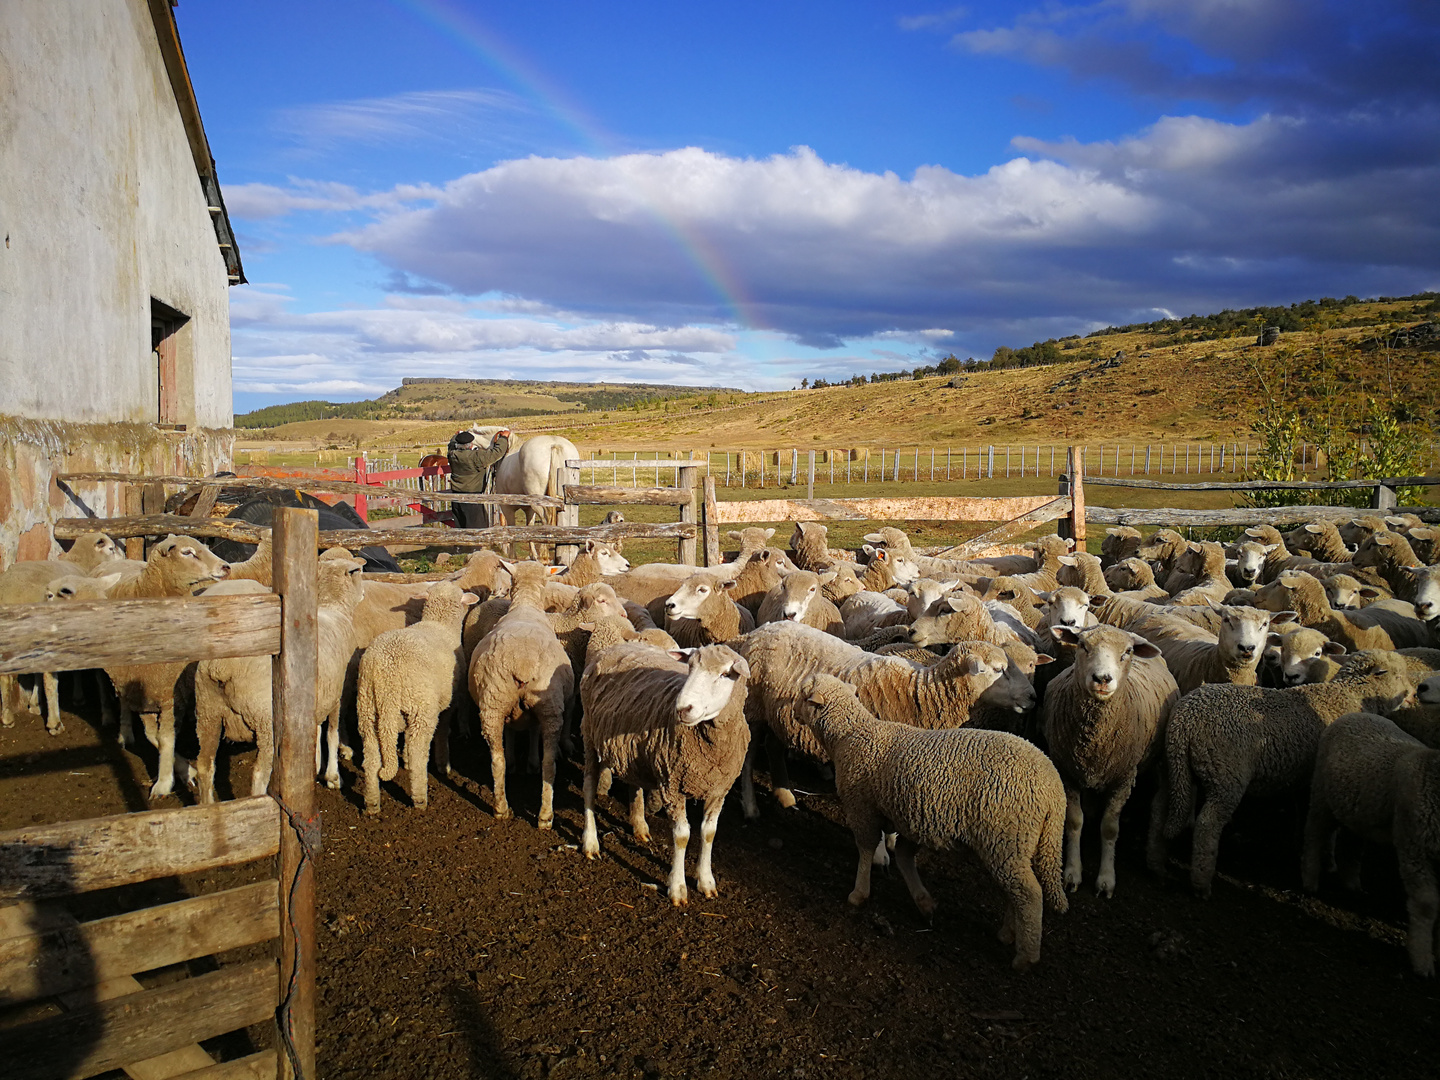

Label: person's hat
[455,431,475,445]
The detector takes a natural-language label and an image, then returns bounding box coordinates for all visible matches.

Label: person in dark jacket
[447,428,510,529]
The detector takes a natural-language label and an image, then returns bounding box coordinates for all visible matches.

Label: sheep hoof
[669,889,688,907]
[538,816,554,831]
[583,844,599,860]
[148,780,173,801]
[1095,874,1116,899]
[325,776,341,790]
[775,789,797,809]
[45,720,65,736]
[847,890,868,907]
[413,801,428,812]
[634,827,651,843]
[1011,954,1036,973]
[339,744,354,762]
[914,894,937,918]
[365,804,380,816]
[697,878,718,898]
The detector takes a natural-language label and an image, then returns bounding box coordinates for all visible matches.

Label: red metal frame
[352,455,453,526]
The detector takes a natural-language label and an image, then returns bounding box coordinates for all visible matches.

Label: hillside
[235,294,1439,452]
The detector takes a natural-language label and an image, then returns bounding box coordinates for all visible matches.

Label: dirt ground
[3,683,1438,1080]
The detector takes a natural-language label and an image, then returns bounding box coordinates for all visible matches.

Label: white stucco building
[0,0,242,563]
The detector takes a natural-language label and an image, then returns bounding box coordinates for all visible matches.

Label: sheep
[1353,532,1433,606]
[1042,625,1178,896]
[35,571,125,733]
[799,673,1068,970]
[972,538,1069,595]
[1409,565,1440,624]
[1284,520,1353,563]
[756,570,845,636]
[582,615,679,672]
[468,562,572,827]
[735,622,1008,815]
[1385,513,1427,532]
[1302,711,1440,975]
[580,642,751,905]
[1137,529,1191,587]
[1264,626,1348,686]
[1253,571,1430,651]
[1338,515,1391,551]
[1033,587,1096,640]
[60,532,120,571]
[1056,552,1109,595]
[966,641,1054,734]
[660,569,757,647]
[790,521,842,571]
[821,562,863,605]
[1158,650,1416,897]
[102,536,231,799]
[357,581,478,815]
[0,558,97,732]
[839,588,910,638]
[1100,526,1143,569]
[979,577,1046,629]
[1225,541,1271,589]
[1103,558,1168,600]
[554,539,630,586]
[907,592,1024,649]
[1089,593,1222,640]
[1167,542,1232,606]
[1324,573,1391,610]
[1149,604,1276,695]
[192,559,365,803]
[1405,527,1440,566]
[604,528,769,607]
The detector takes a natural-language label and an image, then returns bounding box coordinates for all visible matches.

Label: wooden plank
[708,494,1061,524]
[703,477,720,568]
[1078,474,1440,491]
[6,959,278,1080]
[0,596,281,677]
[168,1051,277,1080]
[555,466,581,567]
[0,881,279,1005]
[125,486,145,560]
[0,797,281,901]
[188,486,220,519]
[562,485,692,506]
[1068,446,1087,546]
[269,508,317,1080]
[677,466,697,567]
[927,497,1071,560]
[1082,505,1440,526]
[55,472,561,509]
[55,515,268,544]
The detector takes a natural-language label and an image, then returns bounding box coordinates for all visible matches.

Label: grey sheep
[1158,650,1416,897]
[1100,526,1143,568]
[1043,625,1178,897]
[799,674,1068,970]
[581,642,751,905]
[1302,711,1440,975]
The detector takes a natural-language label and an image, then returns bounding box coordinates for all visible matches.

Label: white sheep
[1158,651,1416,897]
[581,642,751,905]
[660,569,756,647]
[1148,603,1279,695]
[1302,711,1440,975]
[1263,626,1348,687]
[756,570,845,636]
[1042,625,1179,897]
[799,673,1068,970]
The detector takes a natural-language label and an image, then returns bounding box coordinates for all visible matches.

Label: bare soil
[3,684,1438,1080]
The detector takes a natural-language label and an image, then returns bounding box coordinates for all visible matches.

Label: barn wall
[0,0,232,429]
[0,418,233,569]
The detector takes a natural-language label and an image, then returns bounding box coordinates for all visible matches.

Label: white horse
[469,428,580,555]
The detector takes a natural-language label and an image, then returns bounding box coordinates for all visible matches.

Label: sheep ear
[719,578,738,591]
[819,572,838,585]
[1322,641,1348,656]
[730,656,752,681]
[863,532,885,544]
[944,595,968,612]
[96,572,123,591]
[1262,544,1279,554]
[763,529,776,540]
[1375,534,1394,546]
[577,621,596,632]
[584,539,598,553]
[725,531,742,541]
[1131,641,1162,659]
[1050,625,1081,646]
[1033,590,1053,603]
[1358,587,1381,599]
[1087,594,1106,608]
[462,592,480,607]
[498,557,518,573]
[1270,610,1299,625]
[1265,633,1284,648]
[666,649,693,661]
[1034,654,1056,666]
[1105,527,1121,536]
[1058,556,1077,566]
[1305,523,1323,534]
[1384,516,1407,527]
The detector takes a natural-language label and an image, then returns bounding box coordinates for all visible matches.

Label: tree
[801,377,809,388]
[937,355,962,375]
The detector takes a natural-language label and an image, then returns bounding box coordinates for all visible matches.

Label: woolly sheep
[59,532,120,571]
[662,569,757,647]
[979,577,1046,628]
[0,558,92,731]
[838,588,909,639]
[1225,541,1271,589]
[1158,651,1416,897]
[907,592,1026,649]
[604,528,769,607]
[1338,515,1390,550]
[1057,552,1109,596]
[736,622,1007,816]
[1034,586,1097,639]
[1100,526,1143,569]
[1402,564,1440,624]
[966,641,1054,735]
[800,674,1067,970]
[1264,626,1348,686]
[790,521,842,571]
[554,539,630,586]
[1168,542,1232,606]
[1405,527,1439,565]
[358,581,479,815]
[756,570,845,636]
[1103,558,1167,601]
[581,642,751,905]
[1284,520,1353,563]
[1324,573,1388,610]
[581,615,679,673]
[1302,711,1440,975]
[468,562,572,827]
[1043,625,1178,896]
[1350,532,1424,599]
[1253,571,1430,651]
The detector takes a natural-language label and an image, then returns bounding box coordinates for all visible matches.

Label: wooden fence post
[556,464,581,566]
[807,451,815,501]
[352,455,368,523]
[1371,483,1398,511]
[987,445,995,479]
[702,476,720,567]
[270,507,318,1080]
[678,466,697,565]
[1066,446,1086,549]
[124,484,145,559]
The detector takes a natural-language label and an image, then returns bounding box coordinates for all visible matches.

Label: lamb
[1284,520,1353,563]
[1302,711,1440,975]
[1157,650,1416,897]
[192,558,365,803]
[357,581,478,815]
[580,642,751,905]
[103,536,232,799]
[60,532,120,571]
[1056,552,1109,595]
[1168,542,1232,606]
[1042,625,1179,897]
[1100,526,1143,568]
[756,570,846,636]
[1253,571,1430,651]
[661,569,757,647]
[799,674,1068,970]
[907,592,1025,649]
[735,622,1008,815]
[1264,626,1348,686]
[468,562,573,827]
[1149,603,1275,695]
[554,540,630,586]
[0,558,94,732]
[1338,515,1391,550]
[1103,558,1168,600]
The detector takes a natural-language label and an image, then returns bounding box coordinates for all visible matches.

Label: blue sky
[174,1,1440,414]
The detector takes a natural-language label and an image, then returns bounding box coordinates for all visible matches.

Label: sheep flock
[2,512,1439,976]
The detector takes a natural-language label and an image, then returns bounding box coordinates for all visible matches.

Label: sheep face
[861,545,920,586]
[1253,573,1321,613]
[672,646,749,726]
[1038,587,1089,629]
[67,532,117,564]
[907,593,984,647]
[1053,625,1159,702]
[1229,542,1269,585]
[1212,603,1275,665]
[153,535,231,588]
[575,583,626,622]
[976,648,1045,714]
[1322,574,1366,610]
[1419,675,1440,705]
[665,574,737,620]
[1352,532,1417,571]
[1266,628,1346,686]
[1405,566,1439,623]
[46,574,122,601]
[774,573,820,622]
[1104,558,1154,592]
[906,578,959,619]
[584,540,630,575]
[1337,517,1386,550]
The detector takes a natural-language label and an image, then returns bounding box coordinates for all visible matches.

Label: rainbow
[394,0,763,330]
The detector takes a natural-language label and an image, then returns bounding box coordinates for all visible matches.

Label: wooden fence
[0,507,321,1080]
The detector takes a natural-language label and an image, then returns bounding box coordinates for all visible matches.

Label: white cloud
[225,179,439,220]
[276,88,530,148]
[898,7,969,32]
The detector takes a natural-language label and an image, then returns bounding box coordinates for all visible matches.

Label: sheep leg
[667,804,691,906]
[893,836,936,917]
[597,766,614,798]
[488,727,512,822]
[1398,840,1439,977]
[694,798,723,899]
[252,722,275,798]
[847,810,884,906]
[537,708,561,830]
[433,709,453,780]
[361,717,383,816]
[406,716,436,811]
[194,712,221,806]
[149,706,177,800]
[0,674,15,727]
[42,672,63,735]
[1301,794,1335,893]
[765,730,796,809]
[117,700,135,747]
[527,724,542,774]
[581,744,602,858]
[322,708,343,789]
[95,672,116,728]
[1062,785,1085,892]
[1189,788,1243,899]
[630,787,651,842]
[1095,775,1135,898]
[992,858,1046,971]
[740,735,761,820]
